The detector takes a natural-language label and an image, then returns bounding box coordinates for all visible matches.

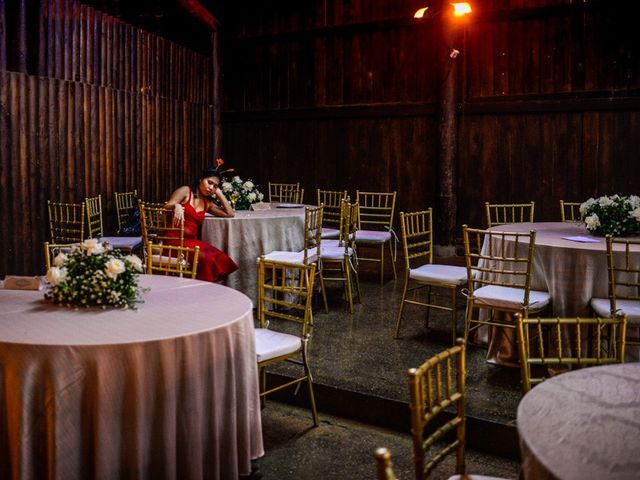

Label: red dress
[169,190,239,282]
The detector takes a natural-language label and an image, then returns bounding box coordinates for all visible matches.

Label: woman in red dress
[165,166,239,282]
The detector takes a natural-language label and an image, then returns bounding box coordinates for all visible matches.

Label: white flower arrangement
[45,239,145,309]
[219,175,264,210]
[580,194,640,237]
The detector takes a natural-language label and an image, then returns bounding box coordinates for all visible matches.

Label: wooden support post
[212,29,222,159]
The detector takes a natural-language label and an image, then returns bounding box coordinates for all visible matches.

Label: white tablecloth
[518,363,640,480]
[481,222,640,364]
[0,275,264,480]
[201,207,306,303]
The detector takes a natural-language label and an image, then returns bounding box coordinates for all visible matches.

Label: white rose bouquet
[219,175,264,210]
[45,239,145,308]
[580,194,640,237]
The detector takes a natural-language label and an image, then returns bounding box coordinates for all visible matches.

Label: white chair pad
[590,298,640,323]
[321,246,354,261]
[255,328,301,363]
[355,230,391,244]
[410,264,467,286]
[322,239,340,248]
[321,227,340,239]
[151,254,180,266]
[473,285,551,311]
[264,247,318,265]
[102,236,142,250]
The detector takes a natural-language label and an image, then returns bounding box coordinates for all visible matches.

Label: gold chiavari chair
[394,209,467,343]
[516,314,627,393]
[408,340,507,480]
[114,190,138,234]
[43,242,74,272]
[254,257,319,426]
[48,200,85,244]
[355,191,397,285]
[317,189,348,240]
[85,194,142,251]
[268,182,304,204]
[462,226,551,343]
[145,242,200,278]
[139,202,181,248]
[559,200,582,223]
[484,201,535,227]
[590,236,640,350]
[321,200,361,313]
[373,448,398,480]
[264,205,327,313]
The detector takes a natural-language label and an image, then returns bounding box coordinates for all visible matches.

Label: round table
[0,275,264,480]
[201,206,307,303]
[517,363,640,480]
[482,222,640,364]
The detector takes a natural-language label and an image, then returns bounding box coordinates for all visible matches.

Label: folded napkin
[562,236,600,243]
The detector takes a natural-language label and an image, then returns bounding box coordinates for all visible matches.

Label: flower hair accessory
[214,158,235,176]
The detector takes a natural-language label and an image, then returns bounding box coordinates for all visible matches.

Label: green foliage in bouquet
[219,176,264,210]
[45,239,145,308]
[580,194,640,237]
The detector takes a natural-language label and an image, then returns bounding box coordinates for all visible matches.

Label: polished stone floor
[258,400,520,480]
[269,257,523,425]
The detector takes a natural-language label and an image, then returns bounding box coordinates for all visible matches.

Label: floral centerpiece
[580,194,640,237]
[45,239,145,309]
[220,175,264,210]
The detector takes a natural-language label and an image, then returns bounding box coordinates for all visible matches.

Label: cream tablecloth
[202,206,306,303]
[481,222,640,364]
[518,363,640,480]
[0,275,264,480]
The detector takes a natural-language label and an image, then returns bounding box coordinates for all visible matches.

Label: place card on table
[562,236,601,243]
[3,275,43,290]
[251,202,271,211]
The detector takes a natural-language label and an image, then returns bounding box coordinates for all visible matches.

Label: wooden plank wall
[0,0,214,276]
[221,0,640,237]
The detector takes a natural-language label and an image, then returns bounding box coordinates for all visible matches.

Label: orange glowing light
[414,7,429,18]
[451,2,472,16]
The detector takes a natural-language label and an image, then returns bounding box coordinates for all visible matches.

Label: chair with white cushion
[462,225,551,344]
[145,242,200,278]
[317,189,347,240]
[394,209,467,343]
[321,199,361,313]
[355,191,397,285]
[590,236,640,350]
[85,194,142,251]
[255,257,319,426]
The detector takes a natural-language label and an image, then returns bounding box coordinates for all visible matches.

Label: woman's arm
[207,188,235,218]
[165,186,189,225]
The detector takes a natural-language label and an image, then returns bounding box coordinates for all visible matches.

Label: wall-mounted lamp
[414,3,472,19]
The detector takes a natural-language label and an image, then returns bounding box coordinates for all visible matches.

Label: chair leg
[388,241,396,280]
[259,366,267,409]
[425,285,432,329]
[318,270,329,313]
[379,244,385,286]
[463,300,473,343]
[451,287,458,345]
[344,260,354,314]
[302,342,319,426]
[394,274,410,338]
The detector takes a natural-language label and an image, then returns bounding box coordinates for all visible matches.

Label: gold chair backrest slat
[559,200,582,223]
[48,200,85,243]
[400,209,434,269]
[269,182,303,204]
[139,202,183,248]
[517,314,627,392]
[484,201,535,227]
[145,241,199,278]
[408,340,466,479]
[356,191,396,231]
[317,189,347,228]
[114,190,138,234]
[607,236,640,313]
[85,194,105,238]
[303,205,323,263]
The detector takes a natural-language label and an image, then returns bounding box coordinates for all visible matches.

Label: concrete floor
[258,400,520,480]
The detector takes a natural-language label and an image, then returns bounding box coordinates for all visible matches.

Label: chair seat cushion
[321,227,340,239]
[354,230,391,244]
[321,246,354,261]
[323,239,340,248]
[410,264,467,286]
[591,298,640,323]
[255,328,301,363]
[102,236,142,250]
[264,247,318,265]
[151,254,179,266]
[473,285,551,311]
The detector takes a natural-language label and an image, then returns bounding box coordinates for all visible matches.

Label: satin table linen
[517,363,640,480]
[201,206,306,303]
[0,275,264,480]
[481,222,640,364]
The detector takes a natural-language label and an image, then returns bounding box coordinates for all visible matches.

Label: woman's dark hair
[191,167,221,200]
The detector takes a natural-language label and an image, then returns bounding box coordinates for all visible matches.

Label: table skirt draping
[201,208,306,303]
[0,275,264,480]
